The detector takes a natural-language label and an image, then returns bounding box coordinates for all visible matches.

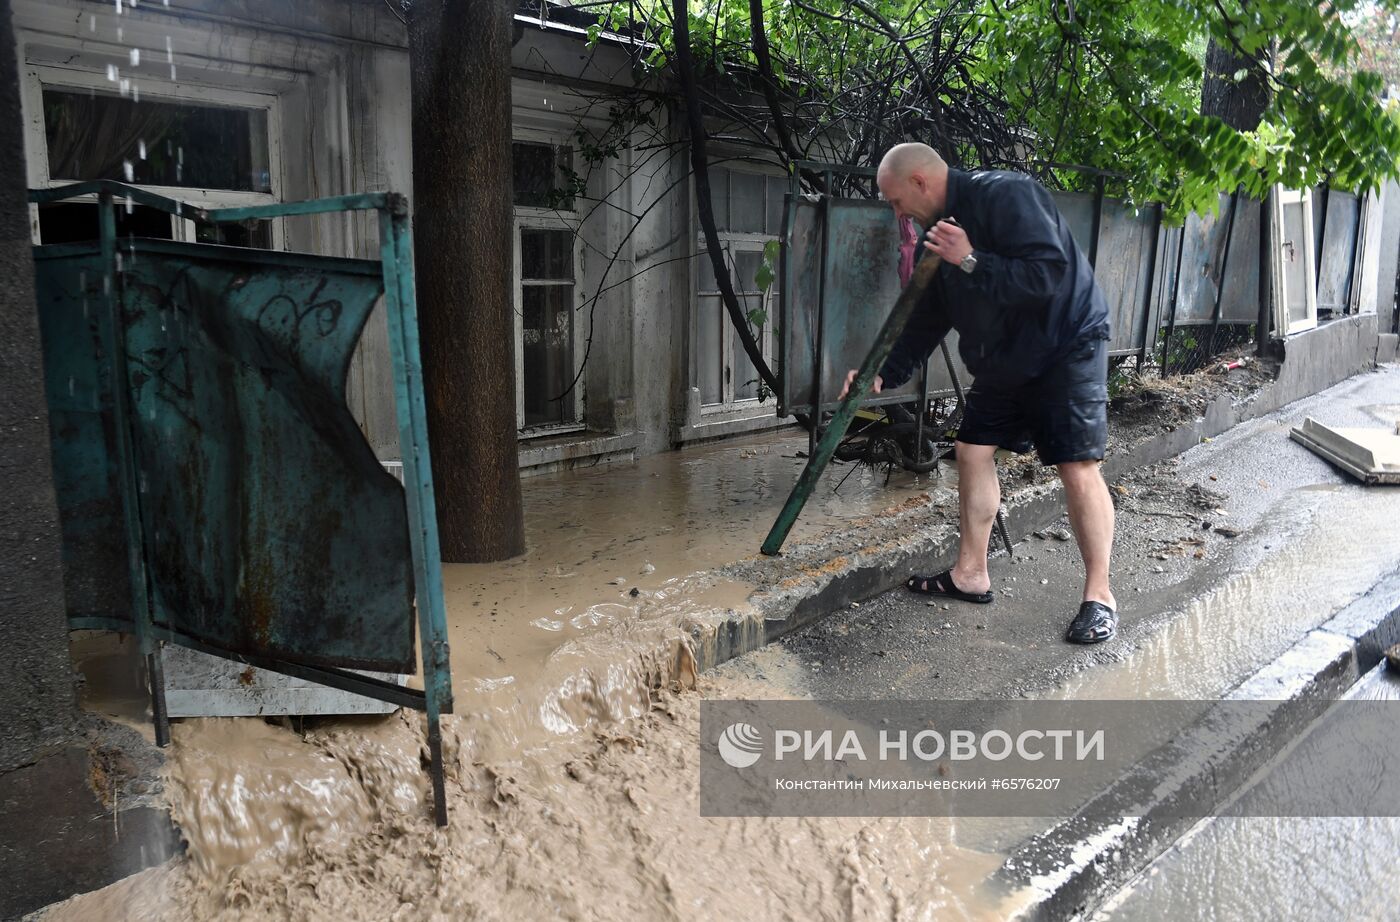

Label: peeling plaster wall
[10,0,702,469]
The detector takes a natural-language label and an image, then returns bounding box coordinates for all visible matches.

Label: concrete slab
[1289,417,1400,484]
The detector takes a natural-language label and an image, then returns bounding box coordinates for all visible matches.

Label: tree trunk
[0,0,80,769]
[1200,39,1269,130]
[408,0,525,563]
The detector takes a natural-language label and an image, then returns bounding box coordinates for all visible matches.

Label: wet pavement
[726,365,1400,705]
[1093,665,1400,922]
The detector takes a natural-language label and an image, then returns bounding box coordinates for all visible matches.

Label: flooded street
[38,676,1007,922]
[34,368,1400,922]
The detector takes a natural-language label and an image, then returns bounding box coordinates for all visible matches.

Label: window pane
[38,201,171,244]
[196,220,272,249]
[734,251,762,293]
[513,142,575,209]
[1282,202,1310,324]
[522,284,575,427]
[731,298,761,400]
[766,176,786,235]
[521,228,573,280]
[729,171,765,233]
[698,294,723,404]
[44,89,270,192]
[709,168,730,233]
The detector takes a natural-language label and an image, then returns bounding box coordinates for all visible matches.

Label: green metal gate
[30,181,455,824]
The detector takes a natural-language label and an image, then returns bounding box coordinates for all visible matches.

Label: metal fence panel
[778,196,968,418]
[1049,190,1097,256]
[36,239,416,672]
[1094,199,1159,353]
[1317,190,1361,314]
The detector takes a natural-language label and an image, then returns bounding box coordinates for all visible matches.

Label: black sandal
[905,569,994,604]
[1066,601,1117,644]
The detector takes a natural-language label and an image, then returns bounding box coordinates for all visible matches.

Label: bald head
[876,143,948,227]
[878,143,946,182]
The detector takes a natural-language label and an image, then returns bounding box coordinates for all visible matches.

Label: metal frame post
[1137,203,1164,369]
[378,202,454,826]
[808,189,831,455]
[763,254,943,555]
[98,190,170,747]
[1161,223,1187,376]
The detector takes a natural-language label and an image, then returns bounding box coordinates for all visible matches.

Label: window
[24,66,282,248]
[513,141,583,433]
[696,167,787,409]
[1273,187,1318,336]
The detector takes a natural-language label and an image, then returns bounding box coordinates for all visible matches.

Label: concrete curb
[696,315,1382,672]
[989,568,1400,921]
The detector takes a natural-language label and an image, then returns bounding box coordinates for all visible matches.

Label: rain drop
[165,37,173,63]
[170,65,177,80]
[130,48,141,67]
[119,78,130,97]
[114,0,121,14]
[132,84,140,103]
[68,377,76,397]
[139,139,147,160]
[89,14,96,31]
[123,160,134,181]
[107,64,119,82]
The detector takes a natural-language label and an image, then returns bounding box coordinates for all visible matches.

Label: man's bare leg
[1057,460,1116,609]
[948,441,999,594]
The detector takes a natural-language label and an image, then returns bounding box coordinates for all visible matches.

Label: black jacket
[878,169,1110,391]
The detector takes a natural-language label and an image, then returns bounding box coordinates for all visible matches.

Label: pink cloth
[897,215,918,289]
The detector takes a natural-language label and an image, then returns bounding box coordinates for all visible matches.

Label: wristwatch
[959,251,978,274]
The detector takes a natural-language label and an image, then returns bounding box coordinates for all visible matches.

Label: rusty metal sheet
[36,240,414,672]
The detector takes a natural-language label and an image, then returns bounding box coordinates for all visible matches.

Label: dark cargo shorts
[957,337,1109,466]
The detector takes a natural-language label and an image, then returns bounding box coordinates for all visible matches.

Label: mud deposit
[37,676,1004,922]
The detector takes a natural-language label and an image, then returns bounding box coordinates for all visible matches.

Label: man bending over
[840,142,1118,644]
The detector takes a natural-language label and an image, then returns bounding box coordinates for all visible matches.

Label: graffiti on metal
[31,181,454,823]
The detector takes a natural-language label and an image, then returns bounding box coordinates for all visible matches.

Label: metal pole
[98,191,168,746]
[763,254,943,555]
[1161,223,1187,376]
[1088,175,1105,269]
[378,203,454,826]
[1137,204,1163,369]
[1257,191,1274,354]
[808,192,831,457]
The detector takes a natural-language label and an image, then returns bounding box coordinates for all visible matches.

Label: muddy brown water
[36,677,1012,922]
[45,426,1400,920]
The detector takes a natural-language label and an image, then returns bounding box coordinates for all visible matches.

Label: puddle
[1052,484,1400,701]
